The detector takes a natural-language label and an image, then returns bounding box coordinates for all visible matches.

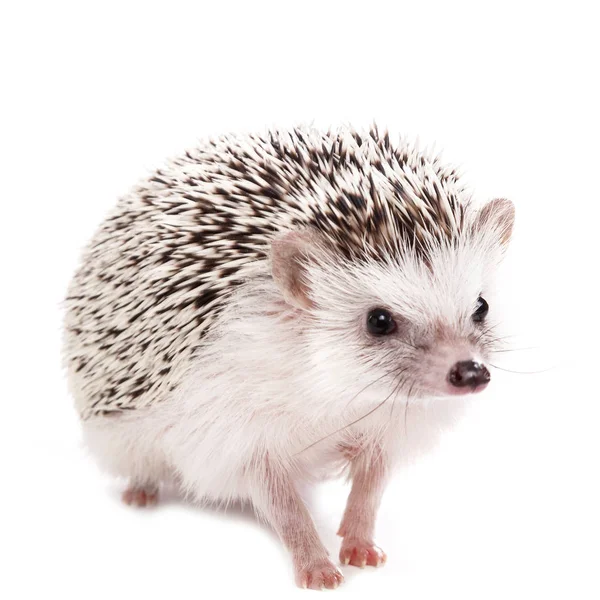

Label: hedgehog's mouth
[443,380,490,396]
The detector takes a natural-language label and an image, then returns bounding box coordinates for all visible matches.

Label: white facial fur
[274,199,514,406]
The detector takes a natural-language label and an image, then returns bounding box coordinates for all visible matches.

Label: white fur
[82,225,505,507]
[64,126,514,586]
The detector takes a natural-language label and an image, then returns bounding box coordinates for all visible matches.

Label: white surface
[1,1,598,598]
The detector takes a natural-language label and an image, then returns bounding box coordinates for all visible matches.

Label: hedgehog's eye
[472,296,489,322]
[367,308,396,336]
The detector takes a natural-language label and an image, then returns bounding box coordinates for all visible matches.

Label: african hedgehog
[64,125,515,589]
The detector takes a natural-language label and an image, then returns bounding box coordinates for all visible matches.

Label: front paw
[296,559,344,590]
[339,538,387,568]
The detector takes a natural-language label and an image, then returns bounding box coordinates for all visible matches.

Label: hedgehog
[63,125,515,590]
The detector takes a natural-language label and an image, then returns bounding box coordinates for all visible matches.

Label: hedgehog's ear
[475,198,515,248]
[271,230,319,310]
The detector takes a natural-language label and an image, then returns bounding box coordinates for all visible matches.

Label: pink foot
[122,487,158,507]
[296,560,344,590]
[339,539,387,568]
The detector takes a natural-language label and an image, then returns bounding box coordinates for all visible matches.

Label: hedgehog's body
[64,126,515,589]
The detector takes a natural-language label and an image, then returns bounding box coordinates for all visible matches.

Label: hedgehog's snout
[447,360,490,392]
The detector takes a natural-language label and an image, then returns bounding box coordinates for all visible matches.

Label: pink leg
[254,466,343,590]
[338,447,388,568]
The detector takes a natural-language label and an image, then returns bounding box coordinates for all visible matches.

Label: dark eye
[472,296,489,322]
[367,308,396,336]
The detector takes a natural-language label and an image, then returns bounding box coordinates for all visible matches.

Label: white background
[1,1,599,598]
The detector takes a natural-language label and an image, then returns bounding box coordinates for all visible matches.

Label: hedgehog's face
[271,199,514,405]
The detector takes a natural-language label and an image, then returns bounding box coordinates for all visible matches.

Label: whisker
[403,381,416,438]
[489,363,554,374]
[341,361,398,412]
[402,340,423,351]
[356,372,407,464]
[294,370,404,456]
[490,346,539,353]
[386,366,408,427]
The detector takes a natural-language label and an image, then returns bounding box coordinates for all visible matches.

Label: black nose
[448,360,490,389]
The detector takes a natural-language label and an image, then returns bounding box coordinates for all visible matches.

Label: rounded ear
[270,230,319,310]
[475,198,515,248]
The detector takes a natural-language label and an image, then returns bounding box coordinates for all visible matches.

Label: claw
[122,486,158,507]
[339,540,387,569]
[296,561,344,590]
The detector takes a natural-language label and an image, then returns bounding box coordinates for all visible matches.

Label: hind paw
[122,486,158,507]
